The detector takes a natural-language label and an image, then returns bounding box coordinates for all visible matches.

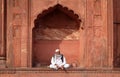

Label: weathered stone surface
[3,0,113,69]
[6,0,29,67]
[94,0,101,15]
[33,28,80,40]
[1,69,120,77]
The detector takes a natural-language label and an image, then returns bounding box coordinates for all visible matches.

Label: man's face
[55,51,60,55]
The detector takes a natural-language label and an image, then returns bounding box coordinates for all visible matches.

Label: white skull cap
[55,49,60,52]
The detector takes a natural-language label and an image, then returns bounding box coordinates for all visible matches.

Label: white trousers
[49,64,70,70]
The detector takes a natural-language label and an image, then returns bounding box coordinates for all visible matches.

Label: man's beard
[55,54,61,58]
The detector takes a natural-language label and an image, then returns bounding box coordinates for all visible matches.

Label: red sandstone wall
[33,40,80,66]
[0,0,4,57]
[5,0,113,68]
[0,0,2,56]
[6,0,29,67]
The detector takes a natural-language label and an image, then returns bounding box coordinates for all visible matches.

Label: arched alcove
[32,4,81,67]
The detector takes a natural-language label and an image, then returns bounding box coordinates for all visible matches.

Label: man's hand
[60,65,64,70]
[55,64,65,70]
[55,64,59,69]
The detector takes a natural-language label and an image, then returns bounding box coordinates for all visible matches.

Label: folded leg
[64,64,70,68]
[49,64,58,70]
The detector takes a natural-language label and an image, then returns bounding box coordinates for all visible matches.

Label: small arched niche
[32,4,81,67]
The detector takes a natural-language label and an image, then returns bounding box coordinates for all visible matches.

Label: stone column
[0,0,6,68]
[85,0,113,68]
[6,0,29,67]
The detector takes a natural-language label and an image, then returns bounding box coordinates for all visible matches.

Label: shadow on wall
[32,4,81,67]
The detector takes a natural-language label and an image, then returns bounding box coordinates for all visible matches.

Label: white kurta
[49,54,70,69]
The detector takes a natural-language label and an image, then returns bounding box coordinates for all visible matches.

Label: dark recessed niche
[32,4,81,67]
[33,4,81,40]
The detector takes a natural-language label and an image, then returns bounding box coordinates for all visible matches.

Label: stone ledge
[0,68,120,74]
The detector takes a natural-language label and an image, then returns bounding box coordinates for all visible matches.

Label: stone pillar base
[0,57,6,68]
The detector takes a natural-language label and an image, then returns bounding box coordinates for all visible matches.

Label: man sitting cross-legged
[49,49,70,70]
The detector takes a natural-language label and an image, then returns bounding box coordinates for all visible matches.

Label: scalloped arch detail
[34,4,81,28]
